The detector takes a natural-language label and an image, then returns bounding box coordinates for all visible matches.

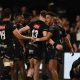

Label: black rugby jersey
[49,24,67,43]
[13,23,23,47]
[0,21,16,46]
[28,20,48,46]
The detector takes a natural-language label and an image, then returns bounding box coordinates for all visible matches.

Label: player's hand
[22,47,29,55]
[30,37,36,42]
[70,48,74,56]
[35,38,40,42]
[31,38,40,42]
[23,47,26,54]
[56,44,63,51]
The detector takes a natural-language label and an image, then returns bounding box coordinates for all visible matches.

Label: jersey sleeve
[48,25,55,34]
[12,24,23,31]
[12,24,17,31]
[41,23,49,32]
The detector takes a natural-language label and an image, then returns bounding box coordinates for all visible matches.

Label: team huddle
[0,8,75,80]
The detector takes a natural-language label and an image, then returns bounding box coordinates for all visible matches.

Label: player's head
[46,11,57,26]
[39,10,47,22]
[2,8,11,20]
[14,15,24,23]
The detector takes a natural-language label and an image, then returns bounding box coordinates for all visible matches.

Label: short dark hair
[40,10,47,18]
[46,12,57,17]
[2,8,11,19]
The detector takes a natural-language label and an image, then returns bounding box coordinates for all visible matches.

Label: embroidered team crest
[33,24,40,29]
[0,26,5,30]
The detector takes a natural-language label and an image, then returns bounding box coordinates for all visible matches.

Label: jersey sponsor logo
[0,26,5,30]
[33,24,40,29]
[0,26,6,40]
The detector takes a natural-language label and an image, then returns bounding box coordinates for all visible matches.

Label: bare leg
[27,58,34,77]
[17,60,26,80]
[33,59,41,80]
[12,61,18,80]
[48,59,59,80]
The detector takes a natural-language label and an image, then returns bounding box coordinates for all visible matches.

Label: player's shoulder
[49,24,58,30]
[4,21,13,26]
[58,25,66,31]
[32,20,48,26]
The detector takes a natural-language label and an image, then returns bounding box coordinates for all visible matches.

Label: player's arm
[63,36,74,54]
[73,43,78,52]
[35,31,51,42]
[19,39,26,53]
[48,38,55,45]
[18,25,30,33]
[19,39,25,48]
[13,28,32,40]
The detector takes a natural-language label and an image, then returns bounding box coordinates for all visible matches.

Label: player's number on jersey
[32,29,38,38]
[0,30,5,40]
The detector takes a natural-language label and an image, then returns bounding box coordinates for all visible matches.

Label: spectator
[75,15,80,51]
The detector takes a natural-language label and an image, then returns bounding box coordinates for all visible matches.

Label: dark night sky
[0,0,80,22]
[0,0,49,8]
[0,0,80,12]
